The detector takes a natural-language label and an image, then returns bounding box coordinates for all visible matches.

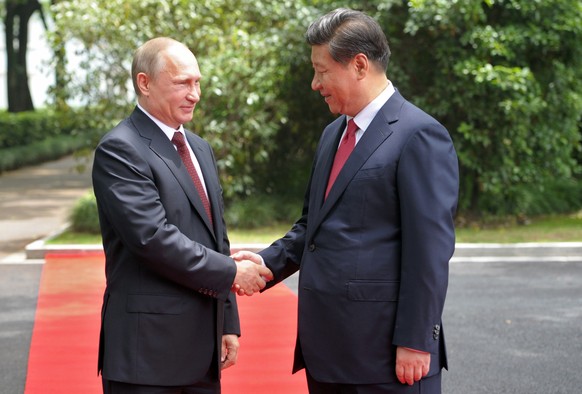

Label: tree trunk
[5,0,41,113]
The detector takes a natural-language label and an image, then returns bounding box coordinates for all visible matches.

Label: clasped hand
[231,251,273,296]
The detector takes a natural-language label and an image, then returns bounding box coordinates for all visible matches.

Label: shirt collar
[350,81,395,131]
[137,103,184,140]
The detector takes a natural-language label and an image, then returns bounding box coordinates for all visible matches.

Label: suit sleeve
[258,152,321,286]
[392,122,459,353]
[92,133,236,302]
[212,152,241,335]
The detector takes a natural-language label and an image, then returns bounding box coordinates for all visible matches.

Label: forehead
[161,45,201,76]
[310,44,334,66]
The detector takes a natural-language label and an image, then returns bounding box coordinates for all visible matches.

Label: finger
[395,364,405,384]
[221,353,235,370]
[257,277,266,290]
[221,340,227,363]
[259,266,274,280]
[414,365,423,382]
[404,367,414,385]
[222,353,237,370]
[230,251,242,260]
[228,343,238,365]
[232,251,252,261]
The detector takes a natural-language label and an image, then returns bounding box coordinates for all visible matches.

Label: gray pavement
[442,259,582,394]
[0,156,92,394]
[0,155,93,261]
[1,156,582,393]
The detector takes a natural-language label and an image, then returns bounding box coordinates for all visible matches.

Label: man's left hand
[221,334,239,369]
[395,346,430,385]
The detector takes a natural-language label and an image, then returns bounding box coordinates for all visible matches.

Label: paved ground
[0,155,93,261]
[285,259,582,394]
[442,259,582,393]
[1,156,581,393]
[0,156,93,394]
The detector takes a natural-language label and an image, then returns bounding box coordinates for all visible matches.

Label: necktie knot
[172,131,186,147]
[346,119,358,136]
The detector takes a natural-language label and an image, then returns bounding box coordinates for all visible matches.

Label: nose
[187,84,201,102]
[311,74,321,91]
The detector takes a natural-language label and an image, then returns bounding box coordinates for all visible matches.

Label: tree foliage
[311,0,582,217]
[49,0,317,199]
[372,0,582,216]
[48,0,582,218]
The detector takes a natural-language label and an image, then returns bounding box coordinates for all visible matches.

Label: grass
[48,212,582,245]
[456,213,582,243]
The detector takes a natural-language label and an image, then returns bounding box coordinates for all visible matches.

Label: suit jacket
[259,91,459,384]
[92,107,239,386]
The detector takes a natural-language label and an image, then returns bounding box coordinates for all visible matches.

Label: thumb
[231,250,254,261]
[259,265,274,281]
[230,251,244,260]
[221,339,227,363]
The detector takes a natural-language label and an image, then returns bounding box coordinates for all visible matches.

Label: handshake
[231,251,273,296]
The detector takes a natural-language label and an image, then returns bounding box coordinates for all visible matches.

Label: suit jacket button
[433,325,440,339]
[308,244,316,252]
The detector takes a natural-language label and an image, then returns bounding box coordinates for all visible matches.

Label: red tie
[325,119,358,199]
[172,132,213,226]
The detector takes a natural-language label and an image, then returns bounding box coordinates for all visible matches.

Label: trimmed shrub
[69,193,101,234]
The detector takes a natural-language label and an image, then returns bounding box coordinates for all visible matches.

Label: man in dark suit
[92,37,272,393]
[233,8,459,393]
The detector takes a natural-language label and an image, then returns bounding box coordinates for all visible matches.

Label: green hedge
[0,134,91,173]
[69,193,101,234]
[0,109,71,149]
[68,191,303,234]
[0,108,104,173]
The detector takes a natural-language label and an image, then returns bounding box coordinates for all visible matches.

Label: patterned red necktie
[172,132,213,226]
[325,119,358,199]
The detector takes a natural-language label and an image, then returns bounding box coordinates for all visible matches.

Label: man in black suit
[233,8,459,393]
[92,37,272,393]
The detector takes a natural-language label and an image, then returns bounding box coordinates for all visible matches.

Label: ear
[352,53,369,80]
[136,72,151,96]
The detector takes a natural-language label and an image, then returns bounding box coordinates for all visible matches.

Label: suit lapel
[185,133,220,238]
[312,117,347,210]
[312,94,403,229]
[130,109,216,240]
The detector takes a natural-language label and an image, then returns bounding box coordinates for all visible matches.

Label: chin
[327,105,340,115]
[179,116,194,124]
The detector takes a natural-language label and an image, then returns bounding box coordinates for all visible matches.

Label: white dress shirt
[137,103,209,197]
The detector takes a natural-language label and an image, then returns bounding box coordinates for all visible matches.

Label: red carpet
[221,286,307,393]
[25,253,104,394]
[25,253,306,393]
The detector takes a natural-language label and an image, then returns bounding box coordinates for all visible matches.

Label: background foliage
[46,0,582,224]
[48,0,320,202]
[0,108,97,172]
